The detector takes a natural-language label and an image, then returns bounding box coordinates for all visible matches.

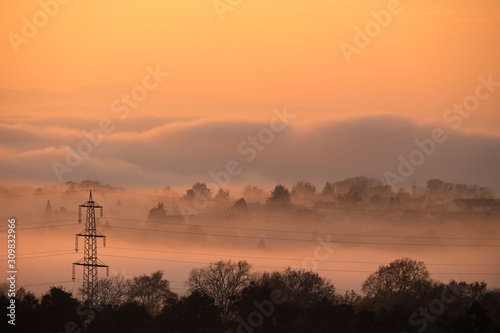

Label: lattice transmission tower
[72,190,109,306]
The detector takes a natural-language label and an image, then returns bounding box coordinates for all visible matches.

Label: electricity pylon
[73,190,109,306]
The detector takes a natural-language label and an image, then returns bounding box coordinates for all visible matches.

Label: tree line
[2,258,499,332]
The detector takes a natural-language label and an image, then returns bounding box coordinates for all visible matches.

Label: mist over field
[1,180,499,298]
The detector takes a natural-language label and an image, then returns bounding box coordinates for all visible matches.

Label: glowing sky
[0,0,499,189]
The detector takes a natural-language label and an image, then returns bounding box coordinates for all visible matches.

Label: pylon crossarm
[73,258,86,265]
[76,231,106,237]
[80,203,103,209]
[96,258,108,267]
[74,263,108,268]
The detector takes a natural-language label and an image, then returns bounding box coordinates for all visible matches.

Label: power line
[4,215,499,243]
[0,251,74,262]
[102,225,500,248]
[106,246,500,268]
[104,216,500,242]
[0,223,76,232]
[3,247,499,270]
[99,253,500,276]
[8,219,75,226]
[5,219,496,247]
[22,280,81,288]
[0,191,84,198]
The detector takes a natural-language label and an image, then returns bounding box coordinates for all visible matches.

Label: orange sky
[1,0,499,131]
[0,0,500,189]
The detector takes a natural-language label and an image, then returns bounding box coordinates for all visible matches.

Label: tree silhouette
[45,200,52,216]
[232,198,248,214]
[266,184,291,206]
[362,258,432,305]
[184,183,212,201]
[426,178,445,193]
[241,184,265,202]
[242,185,264,196]
[322,181,335,197]
[291,180,316,199]
[87,302,152,333]
[260,268,336,308]
[157,291,225,332]
[97,274,129,308]
[147,202,168,221]
[3,257,500,332]
[232,281,301,332]
[214,188,230,201]
[128,271,176,316]
[38,286,83,332]
[187,260,252,320]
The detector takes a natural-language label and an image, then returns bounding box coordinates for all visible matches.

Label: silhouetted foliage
[45,200,52,216]
[260,268,336,308]
[38,286,83,332]
[362,258,432,308]
[183,182,212,201]
[128,270,176,316]
[75,179,126,192]
[87,302,153,333]
[232,197,248,214]
[156,291,225,333]
[322,181,335,197]
[266,184,292,206]
[6,258,500,333]
[147,202,168,221]
[214,188,230,201]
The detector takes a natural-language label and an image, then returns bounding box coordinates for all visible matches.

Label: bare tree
[241,185,265,203]
[187,260,252,320]
[291,180,317,199]
[97,274,130,308]
[242,185,264,196]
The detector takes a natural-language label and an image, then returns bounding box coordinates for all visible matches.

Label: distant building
[450,199,498,212]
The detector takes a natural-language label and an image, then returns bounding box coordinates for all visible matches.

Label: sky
[0,0,499,191]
